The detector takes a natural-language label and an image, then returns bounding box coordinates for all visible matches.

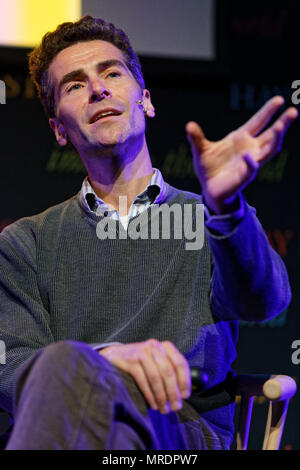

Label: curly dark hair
[28,15,146,118]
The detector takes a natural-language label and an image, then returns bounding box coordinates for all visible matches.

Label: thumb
[185,121,207,154]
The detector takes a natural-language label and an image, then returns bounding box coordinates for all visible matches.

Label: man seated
[0,15,296,450]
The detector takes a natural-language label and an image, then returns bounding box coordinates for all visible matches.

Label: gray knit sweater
[0,183,291,447]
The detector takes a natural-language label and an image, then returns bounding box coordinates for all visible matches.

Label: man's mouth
[89,109,122,124]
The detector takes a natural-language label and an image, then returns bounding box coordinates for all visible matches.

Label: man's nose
[88,77,112,103]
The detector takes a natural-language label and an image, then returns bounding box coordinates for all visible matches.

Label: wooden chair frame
[235,374,297,450]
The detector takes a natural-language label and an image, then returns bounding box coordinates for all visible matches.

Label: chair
[0,371,297,450]
[235,373,297,450]
[190,368,297,450]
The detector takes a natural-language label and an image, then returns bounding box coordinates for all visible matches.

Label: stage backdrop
[0,0,299,450]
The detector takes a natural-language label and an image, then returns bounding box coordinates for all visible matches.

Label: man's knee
[32,340,115,376]
[14,340,114,397]
[36,340,94,365]
[12,341,117,414]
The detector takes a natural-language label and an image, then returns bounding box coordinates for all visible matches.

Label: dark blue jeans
[5,341,224,450]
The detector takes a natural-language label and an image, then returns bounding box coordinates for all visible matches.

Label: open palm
[186,96,298,213]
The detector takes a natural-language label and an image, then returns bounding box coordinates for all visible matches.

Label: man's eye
[67,83,83,93]
[107,71,121,78]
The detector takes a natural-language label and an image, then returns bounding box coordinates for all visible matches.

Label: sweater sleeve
[205,197,292,322]
[0,222,55,414]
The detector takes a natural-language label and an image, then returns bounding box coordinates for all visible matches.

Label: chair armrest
[236,374,297,401]
[235,373,297,450]
[263,375,297,401]
[236,374,272,397]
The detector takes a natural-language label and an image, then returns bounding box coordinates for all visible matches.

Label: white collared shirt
[80,168,167,230]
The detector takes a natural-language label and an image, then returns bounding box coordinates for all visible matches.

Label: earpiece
[136,99,147,114]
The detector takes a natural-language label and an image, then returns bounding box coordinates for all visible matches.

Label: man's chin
[90,132,124,149]
[85,139,122,156]
[96,140,121,150]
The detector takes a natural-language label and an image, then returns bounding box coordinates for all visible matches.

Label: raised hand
[185,96,298,214]
[99,339,191,414]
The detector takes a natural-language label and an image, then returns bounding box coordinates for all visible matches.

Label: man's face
[48,40,154,154]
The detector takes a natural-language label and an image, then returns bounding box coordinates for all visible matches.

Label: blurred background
[0,0,299,450]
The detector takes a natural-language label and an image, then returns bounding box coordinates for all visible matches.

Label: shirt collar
[81,167,167,213]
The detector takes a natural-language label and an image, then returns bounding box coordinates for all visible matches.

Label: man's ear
[49,117,68,146]
[142,89,155,118]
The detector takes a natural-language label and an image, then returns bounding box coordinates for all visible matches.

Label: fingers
[185,121,207,154]
[141,339,190,414]
[128,360,161,411]
[257,107,298,162]
[100,343,162,411]
[243,95,286,136]
[99,340,191,414]
[161,340,191,400]
[128,340,177,414]
[148,341,183,413]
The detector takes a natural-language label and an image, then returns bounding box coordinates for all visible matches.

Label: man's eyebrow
[57,59,129,95]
